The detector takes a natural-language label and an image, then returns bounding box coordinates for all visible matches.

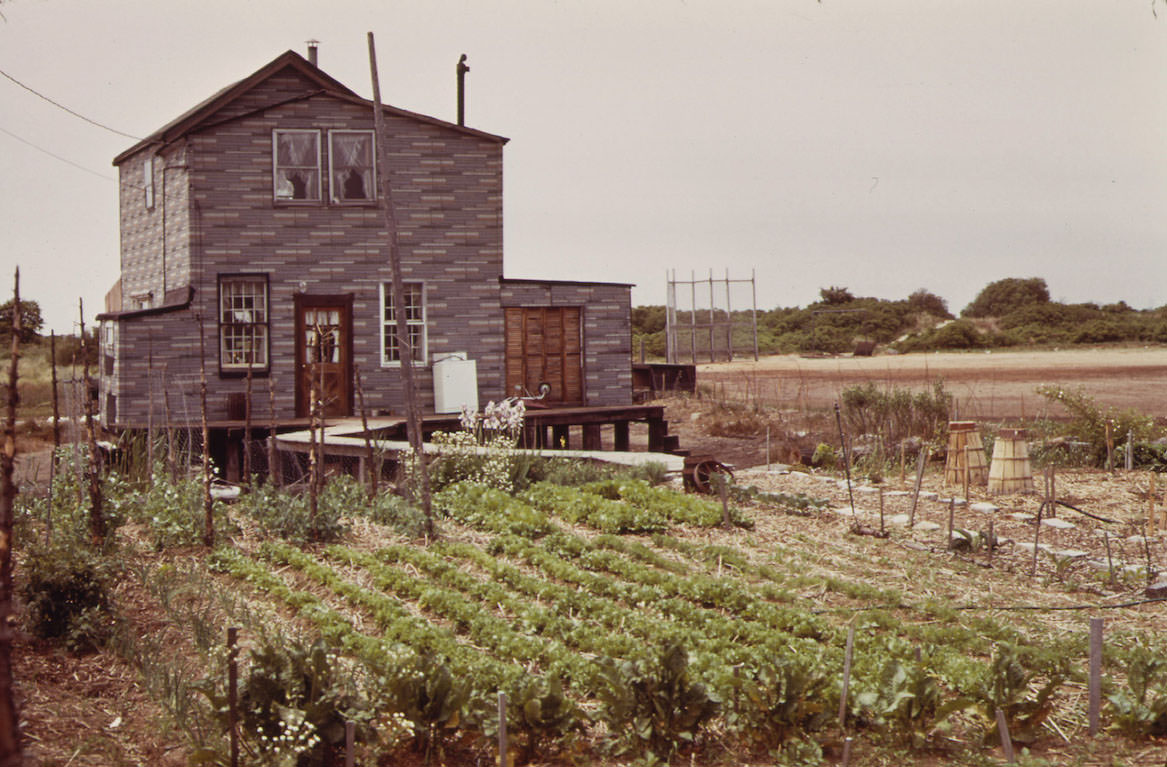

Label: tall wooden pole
[243,327,254,486]
[79,299,106,546]
[198,313,213,548]
[368,31,433,535]
[0,268,25,765]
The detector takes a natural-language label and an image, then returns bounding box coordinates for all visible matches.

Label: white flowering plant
[427,398,528,493]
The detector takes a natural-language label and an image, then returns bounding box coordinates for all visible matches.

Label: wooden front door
[505,306,583,405]
[295,295,353,418]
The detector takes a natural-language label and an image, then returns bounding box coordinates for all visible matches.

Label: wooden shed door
[505,307,583,405]
[295,297,353,418]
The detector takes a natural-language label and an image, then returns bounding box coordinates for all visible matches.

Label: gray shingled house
[97,49,633,434]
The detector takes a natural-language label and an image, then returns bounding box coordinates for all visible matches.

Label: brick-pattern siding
[500,280,633,406]
[102,61,631,427]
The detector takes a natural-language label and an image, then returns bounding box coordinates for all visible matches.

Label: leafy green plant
[375,651,470,763]
[1108,639,1167,738]
[20,539,118,653]
[238,480,348,544]
[198,634,372,767]
[596,640,720,758]
[503,674,585,761]
[720,651,833,748]
[854,659,944,746]
[969,643,1065,744]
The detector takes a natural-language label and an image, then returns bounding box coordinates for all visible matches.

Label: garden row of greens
[200,479,1167,761]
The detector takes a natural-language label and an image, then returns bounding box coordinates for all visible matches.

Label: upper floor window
[219,275,269,372]
[329,131,375,203]
[143,155,155,209]
[380,281,426,366]
[273,129,321,202]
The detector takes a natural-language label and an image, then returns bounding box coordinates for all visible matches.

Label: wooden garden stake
[1149,472,1158,537]
[345,721,355,767]
[355,364,378,496]
[267,374,279,487]
[1104,531,1115,585]
[878,487,885,536]
[0,268,24,765]
[719,473,732,529]
[962,444,970,504]
[498,690,508,767]
[198,313,213,548]
[48,330,59,543]
[899,442,906,487]
[765,425,770,472]
[162,362,177,482]
[835,403,857,525]
[947,497,955,550]
[909,448,928,528]
[841,736,853,766]
[1106,420,1115,473]
[243,326,254,486]
[988,518,995,566]
[838,624,855,729]
[1088,618,1103,736]
[1031,496,1043,578]
[996,708,1015,763]
[227,627,239,767]
[79,298,106,546]
[1126,430,1134,471]
[147,332,155,474]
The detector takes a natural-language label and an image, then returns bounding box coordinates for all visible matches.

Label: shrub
[839,380,951,457]
[962,277,1050,318]
[1035,385,1155,467]
[21,541,118,652]
[1109,639,1167,738]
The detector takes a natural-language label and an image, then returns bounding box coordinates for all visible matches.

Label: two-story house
[97,48,633,437]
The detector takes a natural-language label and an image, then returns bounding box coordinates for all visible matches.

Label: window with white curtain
[273,129,321,201]
[329,130,375,203]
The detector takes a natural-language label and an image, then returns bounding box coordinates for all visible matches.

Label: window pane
[277,132,317,165]
[382,282,425,363]
[331,132,374,201]
[275,131,320,201]
[219,277,268,369]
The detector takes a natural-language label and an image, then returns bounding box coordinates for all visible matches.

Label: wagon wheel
[684,457,733,494]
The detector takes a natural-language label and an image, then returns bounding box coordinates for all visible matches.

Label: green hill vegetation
[634,277,1167,358]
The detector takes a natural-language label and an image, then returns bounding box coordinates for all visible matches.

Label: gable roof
[114,49,506,165]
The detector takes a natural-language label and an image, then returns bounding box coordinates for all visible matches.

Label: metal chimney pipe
[307,39,319,67]
[456,54,469,126]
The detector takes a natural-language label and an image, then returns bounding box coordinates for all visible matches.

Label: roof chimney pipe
[307,39,319,67]
[456,54,469,126]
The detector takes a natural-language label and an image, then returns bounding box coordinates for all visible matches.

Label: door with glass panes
[294,295,353,418]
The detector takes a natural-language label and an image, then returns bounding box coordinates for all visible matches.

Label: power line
[0,124,115,182]
[0,67,142,140]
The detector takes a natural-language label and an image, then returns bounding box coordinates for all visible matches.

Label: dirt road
[697,347,1167,421]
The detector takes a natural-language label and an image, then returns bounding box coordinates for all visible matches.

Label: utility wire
[0,124,115,182]
[0,67,142,140]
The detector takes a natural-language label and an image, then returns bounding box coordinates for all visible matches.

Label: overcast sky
[1,0,1164,334]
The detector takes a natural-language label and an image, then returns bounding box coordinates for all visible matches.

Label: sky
[0,0,1164,334]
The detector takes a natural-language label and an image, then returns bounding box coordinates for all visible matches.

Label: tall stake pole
[243,327,254,486]
[147,332,155,475]
[368,31,433,534]
[48,330,60,542]
[0,268,24,765]
[79,299,106,546]
[197,313,213,548]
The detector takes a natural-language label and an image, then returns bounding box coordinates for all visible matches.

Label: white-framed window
[219,275,269,371]
[273,129,321,202]
[380,281,427,365]
[143,155,155,209]
[328,130,375,203]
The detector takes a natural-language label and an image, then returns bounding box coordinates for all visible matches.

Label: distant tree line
[633,277,1167,357]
